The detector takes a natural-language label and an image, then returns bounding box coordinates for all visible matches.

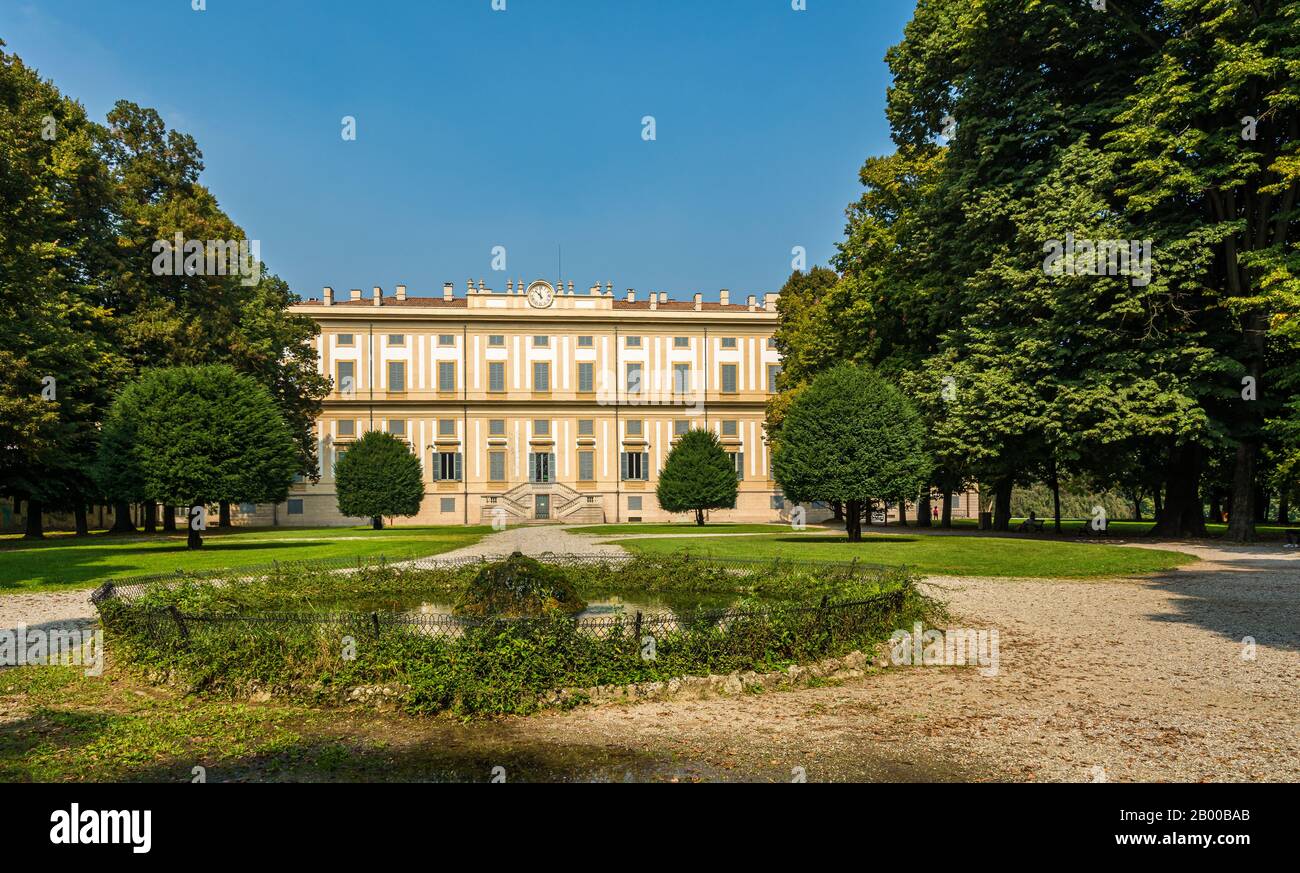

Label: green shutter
[528,453,536,483]
[736,452,744,480]
[641,452,650,481]
[431,452,441,481]
[454,452,463,482]
[621,452,629,481]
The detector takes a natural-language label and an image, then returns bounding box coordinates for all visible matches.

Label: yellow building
[279,279,790,525]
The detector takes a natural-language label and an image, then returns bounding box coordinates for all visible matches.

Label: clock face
[526,281,555,308]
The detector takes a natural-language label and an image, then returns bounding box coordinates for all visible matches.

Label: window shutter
[454,452,463,482]
[548,453,556,483]
[641,452,650,481]
[621,452,629,481]
[528,453,536,483]
[736,452,744,480]
[431,452,441,481]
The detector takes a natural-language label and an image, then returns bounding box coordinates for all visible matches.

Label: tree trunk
[844,500,862,541]
[992,479,1013,531]
[916,489,932,528]
[1225,441,1257,542]
[24,498,43,539]
[1278,491,1291,525]
[1132,491,1143,522]
[897,499,908,527]
[1207,492,1221,523]
[1049,461,1062,533]
[1154,443,1207,537]
[187,503,204,549]
[110,500,136,533]
[695,508,705,526]
[1153,488,1164,523]
[218,500,232,528]
[940,486,953,528]
[831,500,843,521]
[372,516,383,530]
[163,505,177,532]
[74,504,89,536]
[144,502,157,533]
[1253,485,1267,524]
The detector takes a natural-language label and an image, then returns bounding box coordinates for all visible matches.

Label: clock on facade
[526,280,555,308]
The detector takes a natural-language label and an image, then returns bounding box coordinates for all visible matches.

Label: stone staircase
[477,481,605,525]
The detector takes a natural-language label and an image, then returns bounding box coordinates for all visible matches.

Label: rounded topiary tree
[333,431,424,529]
[772,362,929,541]
[96,365,298,549]
[454,551,587,617]
[656,428,738,525]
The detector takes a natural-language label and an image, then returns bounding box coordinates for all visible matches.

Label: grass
[611,532,1199,578]
[0,525,491,593]
[565,522,810,535]
[945,516,1298,538]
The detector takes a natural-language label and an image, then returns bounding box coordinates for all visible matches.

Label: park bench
[1017,517,1046,533]
[1076,522,1109,537]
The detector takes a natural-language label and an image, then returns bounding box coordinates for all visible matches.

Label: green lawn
[945,517,1297,538]
[611,532,1199,578]
[565,522,810,536]
[0,525,491,593]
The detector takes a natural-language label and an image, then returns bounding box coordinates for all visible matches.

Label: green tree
[772,363,929,541]
[655,429,739,525]
[334,431,424,529]
[96,365,297,548]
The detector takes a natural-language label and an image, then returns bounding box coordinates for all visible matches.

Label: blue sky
[3,0,912,301]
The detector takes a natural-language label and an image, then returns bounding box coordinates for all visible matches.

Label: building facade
[280,279,792,526]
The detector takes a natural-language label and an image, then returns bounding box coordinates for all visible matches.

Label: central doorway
[534,494,550,520]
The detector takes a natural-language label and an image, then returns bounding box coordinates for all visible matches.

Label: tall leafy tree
[334,432,424,530]
[656,429,738,525]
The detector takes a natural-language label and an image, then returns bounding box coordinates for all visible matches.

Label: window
[388,334,405,346]
[720,363,738,393]
[488,334,505,347]
[387,361,406,392]
[438,334,456,346]
[337,333,354,346]
[720,336,737,349]
[950,493,963,511]
[625,335,642,348]
[438,361,457,392]
[627,496,643,511]
[578,450,594,481]
[433,451,462,481]
[335,361,355,396]
[625,419,642,436]
[488,451,506,482]
[533,419,550,436]
[388,419,405,436]
[489,418,506,437]
[529,452,555,483]
[771,494,785,510]
[337,419,355,438]
[673,336,690,349]
[766,337,778,350]
[767,364,782,393]
[578,419,594,436]
[626,363,643,394]
[672,363,691,394]
[533,361,550,391]
[239,502,255,514]
[438,418,456,437]
[533,335,549,348]
[577,335,593,348]
[440,497,456,513]
[488,361,506,393]
[577,362,595,393]
[287,499,303,515]
[622,452,648,481]
[728,451,745,480]
[674,420,689,437]
[721,420,738,437]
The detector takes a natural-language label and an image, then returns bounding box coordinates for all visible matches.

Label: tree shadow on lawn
[0,540,355,591]
[1140,550,1300,652]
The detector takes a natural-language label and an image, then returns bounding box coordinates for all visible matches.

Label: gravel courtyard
[2,527,1296,781]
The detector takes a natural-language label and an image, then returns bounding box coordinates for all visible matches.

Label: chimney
[625,290,635,303]
[649,294,658,311]
[693,293,702,311]
[747,294,757,311]
[350,288,362,302]
[719,289,730,306]
[395,283,407,301]
[660,291,668,304]
[322,286,334,306]
[764,292,779,312]
[443,282,454,302]
[372,285,383,306]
